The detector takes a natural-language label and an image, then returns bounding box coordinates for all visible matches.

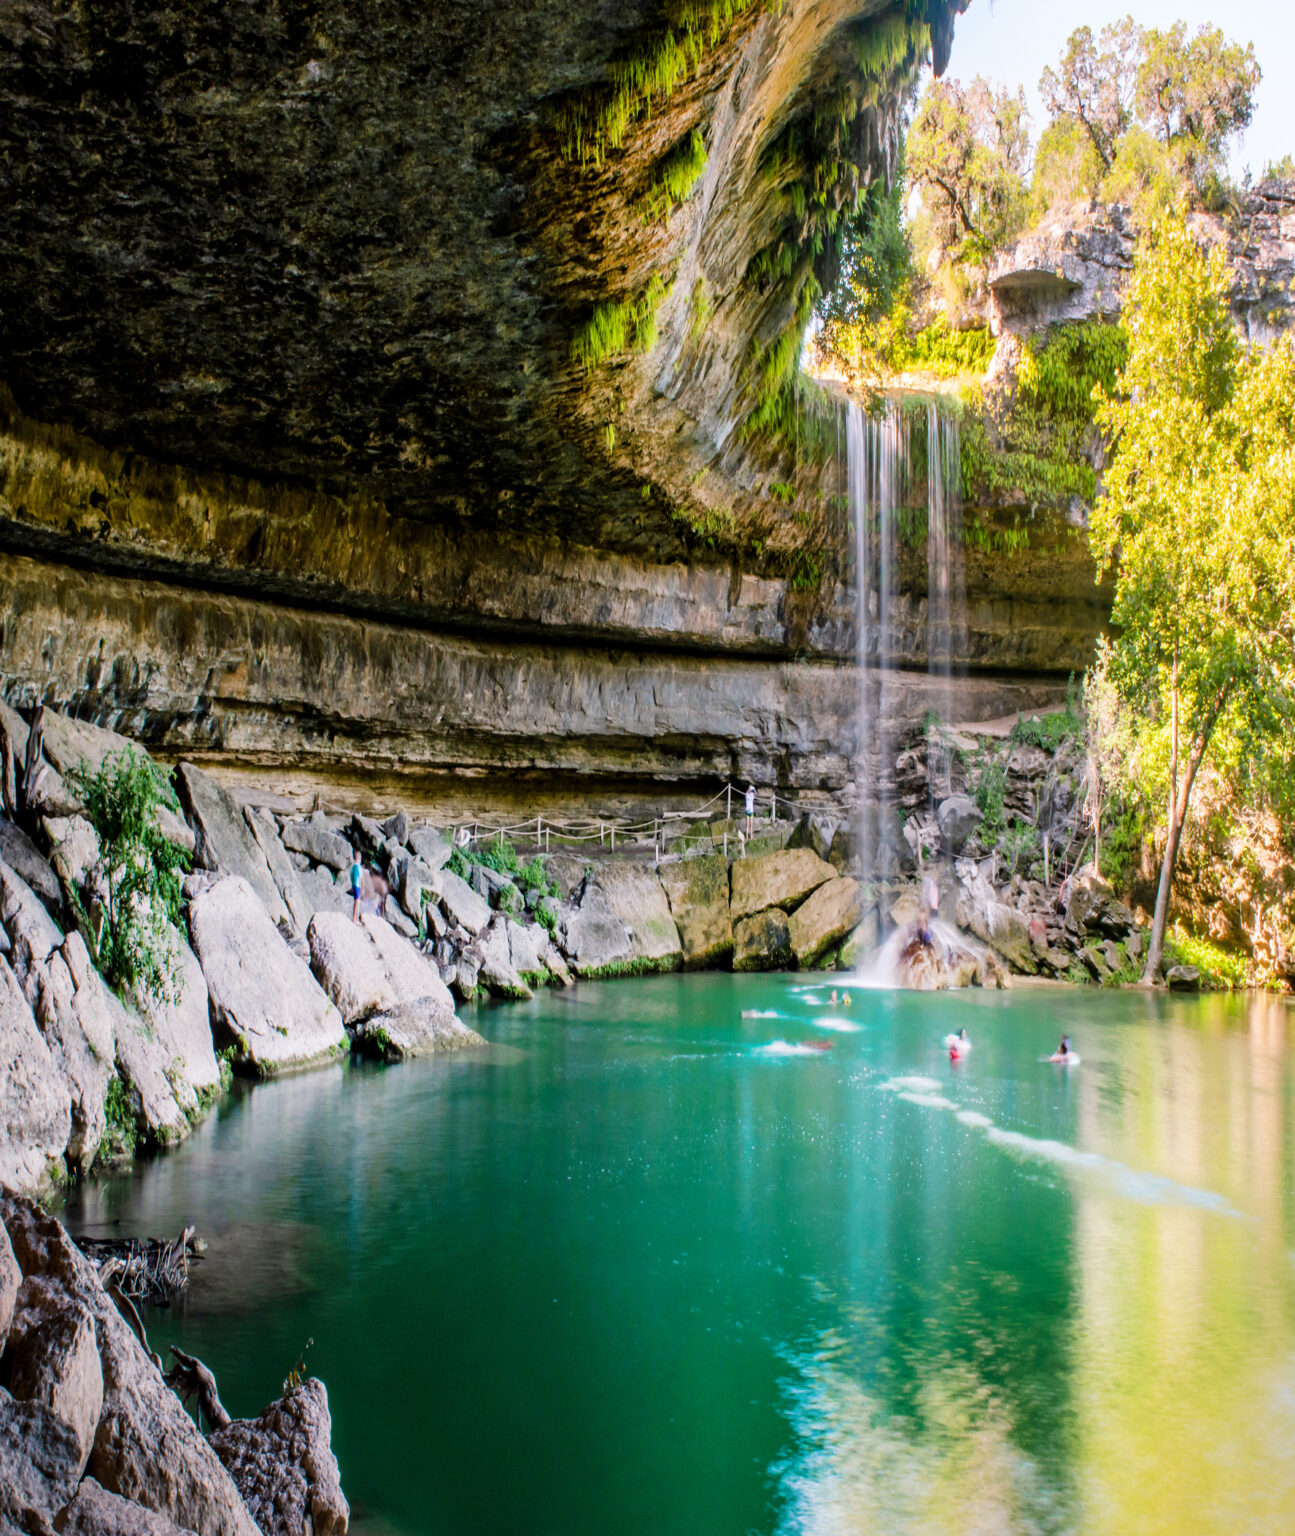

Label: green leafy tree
[1092,221,1295,983]
[72,748,190,1005]
[1039,19,1141,174]
[1136,23,1261,194]
[907,76,1031,266]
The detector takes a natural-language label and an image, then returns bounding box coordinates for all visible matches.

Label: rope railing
[450,782,791,859]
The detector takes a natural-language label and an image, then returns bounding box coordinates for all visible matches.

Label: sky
[946,1,1295,179]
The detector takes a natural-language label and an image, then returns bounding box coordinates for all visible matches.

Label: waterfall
[845,394,965,882]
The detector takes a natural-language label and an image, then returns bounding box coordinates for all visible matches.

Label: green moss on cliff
[571,273,672,372]
[643,129,708,222]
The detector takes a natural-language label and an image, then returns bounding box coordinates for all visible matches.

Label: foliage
[958,405,1095,509]
[72,748,189,1006]
[556,1,780,167]
[1012,688,1083,752]
[688,276,713,343]
[1039,19,1140,174]
[1092,219,1295,979]
[102,1074,138,1159]
[1030,21,1261,224]
[1016,322,1127,424]
[971,746,1007,839]
[1165,926,1247,989]
[907,76,1031,267]
[643,129,708,222]
[571,273,671,373]
[284,1338,314,1394]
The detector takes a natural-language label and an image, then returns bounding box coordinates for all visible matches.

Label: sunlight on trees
[1091,222,1295,982]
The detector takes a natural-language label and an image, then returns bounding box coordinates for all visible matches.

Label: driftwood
[107,1281,165,1373]
[80,1225,202,1305]
[165,1345,232,1431]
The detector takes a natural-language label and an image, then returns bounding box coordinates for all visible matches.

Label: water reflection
[72,980,1295,1536]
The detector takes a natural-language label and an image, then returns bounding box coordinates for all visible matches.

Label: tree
[1137,24,1261,191]
[907,76,1030,266]
[1039,19,1141,174]
[71,748,190,1005]
[1092,221,1295,984]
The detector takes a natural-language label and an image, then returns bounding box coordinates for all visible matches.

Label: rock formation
[0,1193,349,1536]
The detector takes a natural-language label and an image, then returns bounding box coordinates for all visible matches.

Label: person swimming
[841,990,852,1007]
[829,989,838,1005]
[944,1026,971,1059]
[1049,1034,1078,1063]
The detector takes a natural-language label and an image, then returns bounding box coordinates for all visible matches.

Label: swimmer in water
[842,990,852,1007]
[945,1027,971,1059]
[806,1040,834,1052]
[1049,1034,1076,1063]
[829,989,838,1005]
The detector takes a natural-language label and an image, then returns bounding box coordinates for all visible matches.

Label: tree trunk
[1141,683,1229,984]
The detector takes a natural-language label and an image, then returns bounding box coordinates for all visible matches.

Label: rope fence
[450,782,791,861]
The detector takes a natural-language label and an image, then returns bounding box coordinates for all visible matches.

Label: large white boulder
[189,877,345,1076]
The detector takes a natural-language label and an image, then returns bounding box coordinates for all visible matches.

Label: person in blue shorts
[350,854,364,923]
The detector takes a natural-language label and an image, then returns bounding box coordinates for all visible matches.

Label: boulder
[9,1300,103,1476]
[507,920,547,982]
[937,795,983,853]
[542,852,592,901]
[399,859,442,924]
[1167,964,1201,992]
[0,1222,18,1349]
[128,933,220,1119]
[730,849,835,922]
[786,813,836,862]
[279,814,352,874]
[0,1389,83,1532]
[539,937,572,986]
[838,908,880,970]
[296,867,353,917]
[1081,943,1111,982]
[348,813,385,855]
[1061,865,1115,937]
[189,877,346,1076]
[52,1477,197,1535]
[307,911,457,1028]
[957,871,1038,974]
[380,810,409,847]
[0,818,60,908]
[44,814,101,895]
[560,884,632,977]
[0,955,72,1194]
[353,997,485,1060]
[473,915,532,999]
[112,999,192,1148]
[244,808,314,935]
[1,1194,260,1536]
[177,765,289,927]
[383,895,418,938]
[436,868,490,936]
[658,854,733,970]
[407,825,451,870]
[209,1378,348,1536]
[452,949,480,1002]
[788,878,866,968]
[1098,897,1136,937]
[732,909,793,972]
[586,862,681,970]
[27,930,118,1167]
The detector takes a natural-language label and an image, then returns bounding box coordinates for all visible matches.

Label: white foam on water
[954,1109,993,1129]
[881,1075,943,1094]
[986,1126,1242,1216]
[812,1016,861,1034]
[741,1009,784,1019]
[757,1041,831,1058]
[897,1091,959,1111]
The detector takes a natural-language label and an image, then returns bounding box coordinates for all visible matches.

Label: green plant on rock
[972,747,1007,840]
[571,273,671,373]
[102,1074,138,1159]
[643,129,708,222]
[71,748,189,1007]
[1165,926,1246,989]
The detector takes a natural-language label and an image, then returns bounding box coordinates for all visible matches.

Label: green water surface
[72,977,1295,1535]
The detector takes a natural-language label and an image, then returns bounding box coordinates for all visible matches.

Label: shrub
[1165,927,1247,989]
[71,748,189,1006]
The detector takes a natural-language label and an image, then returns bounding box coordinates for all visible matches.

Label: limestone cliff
[0,0,1102,808]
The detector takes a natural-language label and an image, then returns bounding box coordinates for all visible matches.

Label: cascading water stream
[845,394,965,890]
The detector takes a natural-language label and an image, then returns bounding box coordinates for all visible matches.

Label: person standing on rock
[745,784,756,840]
[350,852,364,923]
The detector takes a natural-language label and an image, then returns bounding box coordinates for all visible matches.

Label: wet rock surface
[0,1194,350,1536]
